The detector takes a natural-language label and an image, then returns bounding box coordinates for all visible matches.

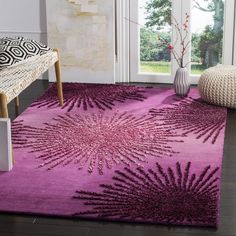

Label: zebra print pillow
[0,37,51,70]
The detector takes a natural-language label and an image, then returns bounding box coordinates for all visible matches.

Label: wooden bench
[0,49,64,118]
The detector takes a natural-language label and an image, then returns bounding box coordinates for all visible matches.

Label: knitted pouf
[199,65,236,109]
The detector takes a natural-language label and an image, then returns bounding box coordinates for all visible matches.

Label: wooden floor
[1,80,236,236]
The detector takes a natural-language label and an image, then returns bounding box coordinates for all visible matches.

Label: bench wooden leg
[53,49,64,107]
[15,96,20,117]
[0,93,9,118]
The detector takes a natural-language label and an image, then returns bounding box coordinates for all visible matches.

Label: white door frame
[115,0,130,83]
[115,0,235,84]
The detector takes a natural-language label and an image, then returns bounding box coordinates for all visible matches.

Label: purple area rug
[0,83,227,227]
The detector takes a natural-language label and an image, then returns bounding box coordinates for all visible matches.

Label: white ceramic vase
[174,67,190,97]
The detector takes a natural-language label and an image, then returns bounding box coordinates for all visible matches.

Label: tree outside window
[140,0,225,74]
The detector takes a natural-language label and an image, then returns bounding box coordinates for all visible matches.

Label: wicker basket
[198,65,236,109]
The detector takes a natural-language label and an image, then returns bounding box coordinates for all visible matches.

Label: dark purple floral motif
[31,83,147,111]
[150,98,227,144]
[74,162,219,226]
[12,112,182,174]
[11,120,28,146]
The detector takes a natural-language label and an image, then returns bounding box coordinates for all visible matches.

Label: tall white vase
[174,67,190,97]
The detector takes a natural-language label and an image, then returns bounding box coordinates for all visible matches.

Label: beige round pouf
[198,65,236,109]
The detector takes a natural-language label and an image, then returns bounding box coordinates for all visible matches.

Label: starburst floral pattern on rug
[11,120,28,146]
[149,98,227,144]
[12,111,183,174]
[31,83,148,111]
[73,162,220,226]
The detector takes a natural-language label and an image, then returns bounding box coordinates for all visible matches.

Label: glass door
[190,0,235,83]
[130,0,178,83]
[129,0,235,83]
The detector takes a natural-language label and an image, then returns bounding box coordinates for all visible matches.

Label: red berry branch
[158,13,191,68]
[125,12,191,68]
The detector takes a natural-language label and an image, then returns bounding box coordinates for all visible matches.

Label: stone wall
[47,0,115,84]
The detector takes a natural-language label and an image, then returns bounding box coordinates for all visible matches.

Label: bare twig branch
[193,0,214,12]
[124,12,191,68]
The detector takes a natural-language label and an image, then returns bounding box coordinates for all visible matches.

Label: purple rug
[0,83,227,227]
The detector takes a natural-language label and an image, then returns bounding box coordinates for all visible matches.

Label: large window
[129,0,234,83]
[191,0,225,75]
[139,0,171,74]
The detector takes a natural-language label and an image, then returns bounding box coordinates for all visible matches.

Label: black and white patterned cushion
[0,37,51,70]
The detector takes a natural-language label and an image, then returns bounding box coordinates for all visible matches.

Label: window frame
[115,0,235,84]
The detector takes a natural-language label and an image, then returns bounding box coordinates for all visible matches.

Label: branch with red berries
[125,12,191,68]
[162,13,191,68]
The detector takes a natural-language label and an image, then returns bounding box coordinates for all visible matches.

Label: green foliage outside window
[140,0,224,74]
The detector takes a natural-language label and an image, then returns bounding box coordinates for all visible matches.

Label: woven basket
[198,65,236,109]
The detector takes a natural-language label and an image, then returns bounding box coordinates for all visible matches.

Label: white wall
[0,0,116,84]
[0,0,48,79]
[0,0,47,43]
